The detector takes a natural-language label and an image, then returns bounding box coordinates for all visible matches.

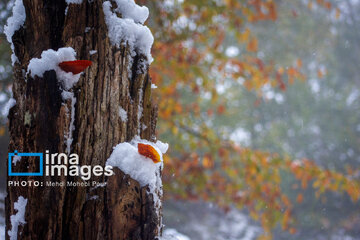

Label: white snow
[291,159,303,167]
[106,137,167,189]
[88,195,99,201]
[4,0,26,65]
[2,98,16,117]
[0,224,4,240]
[346,89,359,106]
[89,50,97,55]
[8,196,27,240]
[0,93,7,102]
[155,140,169,154]
[161,228,191,240]
[62,91,76,154]
[27,47,81,90]
[12,155,21,165]
[137,89,143,135]
[66,0,83,4]
[118,106,128,122]
[230,128,250,145]
[173,15,196,33]
[113,0,149,24]
[225,46,240,57]
[103,0,154,63]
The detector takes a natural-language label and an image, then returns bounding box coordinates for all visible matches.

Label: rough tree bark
[6,0,161,239]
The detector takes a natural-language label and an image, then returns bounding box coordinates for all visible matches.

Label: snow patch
[0,93,7,102]
[89,50,97,55]
[102,0,154,63]
[0,224,4,240]
[12,155,21,165]
[230,128,250,145]
[2,98,16,117]
[62,91,76,154]
[225,46,239,57]
[27,47,80,90]
[106,137,167,189]
[161,228,191,240]
[118,106,128,122]
[66,0,83,4]
[155,140,169,154]
[8,196,27,240]
[346,89,359,106]
[4,0,26,65]
[88,195,99,201]
[137,89,143,135]
[113,0,149,24]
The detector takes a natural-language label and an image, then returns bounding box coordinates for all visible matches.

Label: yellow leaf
[202,156,213,168]
[0,126,5,136]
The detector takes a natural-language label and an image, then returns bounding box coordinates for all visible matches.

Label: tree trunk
[6,0,161,239]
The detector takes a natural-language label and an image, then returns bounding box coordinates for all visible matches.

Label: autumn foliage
[136,0,360,238]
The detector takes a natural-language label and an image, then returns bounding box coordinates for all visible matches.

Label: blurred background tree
[1,0,359,239]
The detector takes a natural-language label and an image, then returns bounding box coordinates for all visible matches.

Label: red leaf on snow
[138,143,162,163]
[58,60,92,74]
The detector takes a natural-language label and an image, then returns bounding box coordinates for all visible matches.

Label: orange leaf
[296,59,302,68]
[247,38,258,52]
[0,126,5,136]
[289,228,297,234]
[324,1,332,10]
[202,155,213,168]
[59,60,92,74]
[296,193,303,203]
[138,143,162,163]
[317,69,324,79]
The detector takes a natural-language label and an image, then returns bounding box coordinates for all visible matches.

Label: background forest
[1,0,360,239]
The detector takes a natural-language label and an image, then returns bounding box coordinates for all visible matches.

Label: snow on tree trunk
[5,0,161,239]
